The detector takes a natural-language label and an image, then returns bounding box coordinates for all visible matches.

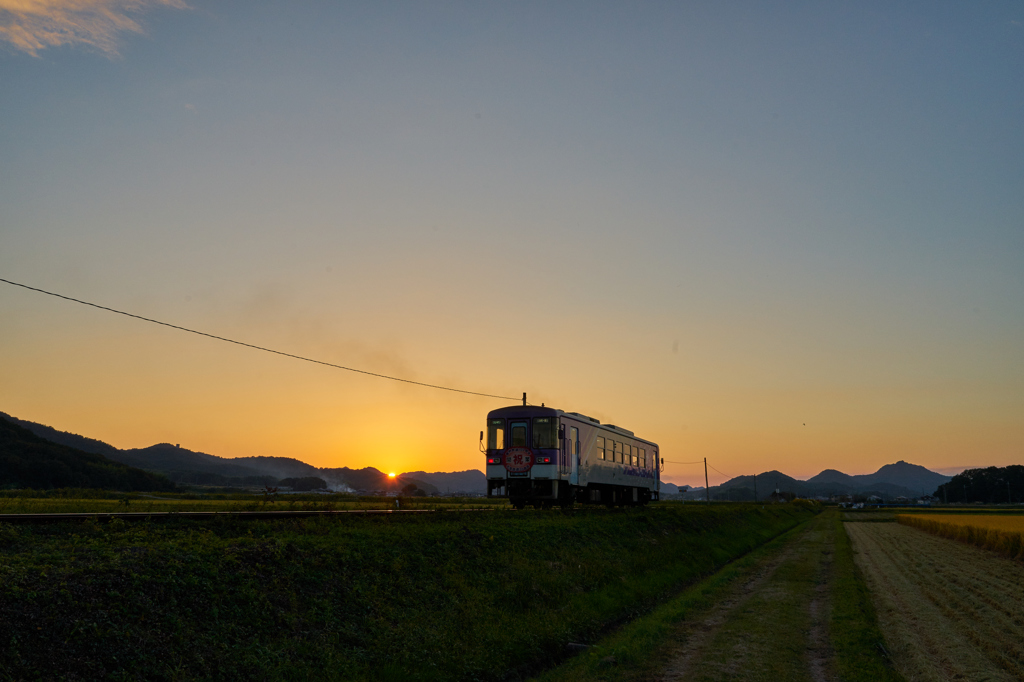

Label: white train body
[483,405,660,507]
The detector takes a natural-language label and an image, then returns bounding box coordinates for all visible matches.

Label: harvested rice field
[847,521,1024,682]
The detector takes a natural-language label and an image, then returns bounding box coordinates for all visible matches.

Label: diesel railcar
[482,404,661,508]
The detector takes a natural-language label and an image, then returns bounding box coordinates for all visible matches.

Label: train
[481,401,661,508]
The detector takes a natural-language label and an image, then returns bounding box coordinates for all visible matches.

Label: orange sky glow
[1,2,1020,488]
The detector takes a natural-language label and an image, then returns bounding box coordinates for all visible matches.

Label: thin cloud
[0,0,186,57]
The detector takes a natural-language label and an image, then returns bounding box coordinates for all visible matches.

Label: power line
[708,464,734,480]
[664,460,704,465]
[0,277,519,401]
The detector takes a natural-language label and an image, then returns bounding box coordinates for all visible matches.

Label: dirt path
[658,514,836,682]
[847,521,1024,682]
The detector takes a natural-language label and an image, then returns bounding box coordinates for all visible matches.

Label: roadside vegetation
[847,519,1024,681]
[0,503,812,681]
[898,513,1024,561]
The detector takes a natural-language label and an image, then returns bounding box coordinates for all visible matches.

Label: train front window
[487,419,504,450]
[510,421,528,448]
[533,417,558,449]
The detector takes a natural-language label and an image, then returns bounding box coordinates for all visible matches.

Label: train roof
[485,405,656,446]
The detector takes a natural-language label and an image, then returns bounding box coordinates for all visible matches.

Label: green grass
[0,490,506,514]
[535,508,906,682]
[0,503,813,681]
[830,511,905,682]
[532,512,816,682]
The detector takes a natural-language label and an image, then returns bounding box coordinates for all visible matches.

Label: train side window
[613,441,621,463]
[630,445,637,466]
[641,448,646,468]
[510,421,528,448]
[487,419,504,450]
[597,436,605,460]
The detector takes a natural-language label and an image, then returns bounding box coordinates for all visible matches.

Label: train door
[569,426,579,485]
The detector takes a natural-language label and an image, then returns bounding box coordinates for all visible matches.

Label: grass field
[847,520,1024,681]
[0,503,813,681]
[898,513,1024,560]
[0,490,503,515]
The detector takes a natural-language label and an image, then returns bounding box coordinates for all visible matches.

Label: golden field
[898,514,1024,561]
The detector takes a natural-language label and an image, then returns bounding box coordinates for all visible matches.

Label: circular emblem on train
[503,447,534,473]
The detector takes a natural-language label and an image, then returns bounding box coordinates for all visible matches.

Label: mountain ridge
[3,411,953,498]
[680,460,951,500]
[0,416,175,491]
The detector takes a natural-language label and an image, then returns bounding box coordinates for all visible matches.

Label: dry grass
[847,522,1024,681]
[898,514,1024,561]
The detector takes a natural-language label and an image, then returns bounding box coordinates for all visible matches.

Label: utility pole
[704,457,710,504]
[753,474,758,502]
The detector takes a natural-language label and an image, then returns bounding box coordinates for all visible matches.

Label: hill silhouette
[683,460,952,501]
[0,416,175,491]
[3,412,447,493]
[9,411,949,499]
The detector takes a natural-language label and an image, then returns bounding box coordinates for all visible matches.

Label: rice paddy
[898,513,1024,561]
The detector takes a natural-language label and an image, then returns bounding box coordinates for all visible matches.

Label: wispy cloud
[0,0,186,57]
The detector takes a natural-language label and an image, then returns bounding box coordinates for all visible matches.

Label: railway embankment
[0,503,813,681]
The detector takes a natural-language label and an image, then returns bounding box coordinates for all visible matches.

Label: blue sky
[1,1,1021,483]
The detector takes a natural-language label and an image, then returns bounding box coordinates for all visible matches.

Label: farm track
[847,522,1024,682]
[658,514,836,682]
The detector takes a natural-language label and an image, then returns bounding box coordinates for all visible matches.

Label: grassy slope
[534,509,903,682]
[0,504,811,681]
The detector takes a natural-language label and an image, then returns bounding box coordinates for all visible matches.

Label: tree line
[935,465,1024,504]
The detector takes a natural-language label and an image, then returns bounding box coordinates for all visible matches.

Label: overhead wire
[0,277,520,401]
[708,463,734,480]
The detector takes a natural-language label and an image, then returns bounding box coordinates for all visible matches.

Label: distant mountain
[855,461,950,495]
[401,470,486,494]
[229,456,320,480]
[2,411,468,493]
[318,467,440,495]
[682,460,952,501]
[659,482,688,497]
[0,416,174,491]
[0,411,120,457]
[13,411,950,501]
[114,444,267,478]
